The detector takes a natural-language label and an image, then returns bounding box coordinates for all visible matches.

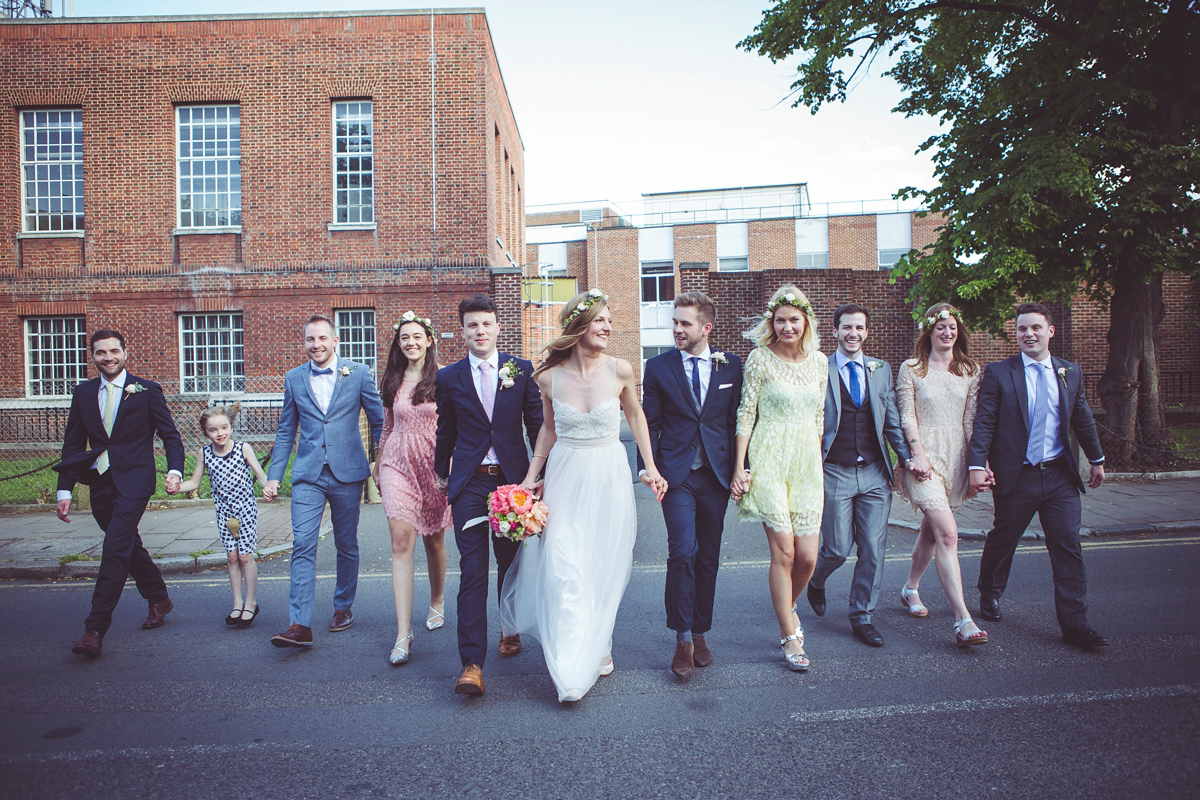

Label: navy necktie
[311,366,333,376]
[846,361,862,407]
[690,356,703,406]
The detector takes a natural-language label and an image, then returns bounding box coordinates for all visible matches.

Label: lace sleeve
[381,405,395,439]
[964,369,981,443]
[736,348,762,437]
[896,362,919,446]
[814,355,827,435]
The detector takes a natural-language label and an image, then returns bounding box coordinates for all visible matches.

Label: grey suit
[810,354,911,626]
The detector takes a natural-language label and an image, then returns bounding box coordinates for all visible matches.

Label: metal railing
[1083,371,1199,408]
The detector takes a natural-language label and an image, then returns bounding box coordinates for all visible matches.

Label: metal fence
[1083,371,1199,409]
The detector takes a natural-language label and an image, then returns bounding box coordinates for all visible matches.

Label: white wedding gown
[499,360,637,702]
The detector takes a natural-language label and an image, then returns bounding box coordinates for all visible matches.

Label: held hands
[639,470,668,502]
[908,453,932,482]
[435,476,448,497]
[1088,463,1105,489]
[164,473,181,495]
[263,479,280,502]
[520,476,545,498]
[969,468,995,494]
[56,497,71,523]
[730,468,751,501]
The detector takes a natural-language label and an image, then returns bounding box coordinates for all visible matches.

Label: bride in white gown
[500,290,668,702]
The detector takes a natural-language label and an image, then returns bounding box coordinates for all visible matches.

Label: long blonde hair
[743,284,819,352]
[910,302,978,377]
[533,290,609,377]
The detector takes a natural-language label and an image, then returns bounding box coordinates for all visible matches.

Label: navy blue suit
[434,353,542,667]
[639,348,742,636]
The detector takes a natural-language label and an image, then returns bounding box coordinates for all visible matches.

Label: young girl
[179,403,270,627]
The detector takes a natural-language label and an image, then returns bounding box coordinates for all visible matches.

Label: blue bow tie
[311,366,333,376]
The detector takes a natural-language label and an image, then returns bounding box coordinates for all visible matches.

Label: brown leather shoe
[671,641,695,678]
[271,623,314,648]
[454,664,485,695]
[72,630,103,656]
[692,635,713,668]
[329,609,353,632]
[142,598,174,629]
[498,633,521,658]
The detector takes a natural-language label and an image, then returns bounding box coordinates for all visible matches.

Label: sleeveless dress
[378,380,452,535]
[499,359,637,702]
[203,440,259,555]
[735,347,827,536]
[894,360,981,513]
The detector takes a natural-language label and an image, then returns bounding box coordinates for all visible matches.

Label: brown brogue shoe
[692,635,713,668]
[671,641,695,679]
[271,623,314,648]
[498,633,522,658]
[142,598,174,629]
[454,664,485,695]
[72,630,103,656]
[329,609,353,632]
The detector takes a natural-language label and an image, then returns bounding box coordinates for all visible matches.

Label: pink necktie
[479,361,495,421]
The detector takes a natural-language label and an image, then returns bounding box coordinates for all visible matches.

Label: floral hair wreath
[918,307,963,331]
[762,291,815,321]
[393,310,435,338]
[563,288,608,329]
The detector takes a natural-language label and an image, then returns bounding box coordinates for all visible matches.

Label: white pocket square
[718,383,733,389]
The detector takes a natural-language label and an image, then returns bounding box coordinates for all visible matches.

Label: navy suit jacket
[54,375,185,499]
[638,348,742,490]
[434,353,542,504]
[967,354,1103,495]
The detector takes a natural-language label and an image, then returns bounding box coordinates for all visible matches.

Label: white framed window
[333,101,374,225]
[877,213,912,269]
[717,257,749,272]
[796,252,830,268]
[717,222,749,271]
[795,218,830,269]
[640,261,675,304]
[180,313,244,394]
[21,110,84,233]
[177,105,242,229]
[24,316,88,397]
[878,249,910,268]
[336,309,376,370]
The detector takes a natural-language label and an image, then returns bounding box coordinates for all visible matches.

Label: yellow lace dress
[894,360,981,513]
[736,347,827,536]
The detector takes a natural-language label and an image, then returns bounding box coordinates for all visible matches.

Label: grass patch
[189,549,216,559]
[58,553,93,566]
[1172,425,1200,455]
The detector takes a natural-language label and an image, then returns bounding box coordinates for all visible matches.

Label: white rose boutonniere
[338,365,353,381]
[124,383,146,395]
[1057,366,1071,381]
[866,360,881,374]
[711,351,728,366]
[498,358,522,390]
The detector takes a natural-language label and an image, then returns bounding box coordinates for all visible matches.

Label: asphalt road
[1,488,1197,799]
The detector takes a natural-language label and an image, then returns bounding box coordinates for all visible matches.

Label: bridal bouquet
[488,484,549,543]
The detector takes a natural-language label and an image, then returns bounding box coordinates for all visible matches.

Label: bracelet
[532,454,547,460]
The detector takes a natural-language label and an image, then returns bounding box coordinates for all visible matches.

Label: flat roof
[642,182,808,198]
[0,9,485,25]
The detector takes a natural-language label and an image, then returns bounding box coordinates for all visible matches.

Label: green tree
[742,0,1200,468]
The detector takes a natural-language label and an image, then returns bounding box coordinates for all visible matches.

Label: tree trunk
[1097,269,1171,469]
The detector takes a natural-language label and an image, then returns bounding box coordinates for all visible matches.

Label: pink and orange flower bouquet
[488,484,549,543]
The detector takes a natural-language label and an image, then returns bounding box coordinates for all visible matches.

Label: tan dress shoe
[329,609,353,632]
[671,641,694,678]
[72,630,103,656]
[692,635,713,667]
[142,598,174,629]
[455,664,485,695]
[498,634,521,658]
[271,623,314,648]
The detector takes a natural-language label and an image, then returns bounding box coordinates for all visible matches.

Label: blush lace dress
[377,381,452,535]
[499,359,637,702]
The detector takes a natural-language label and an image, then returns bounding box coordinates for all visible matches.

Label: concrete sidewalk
[1,477,1197,580]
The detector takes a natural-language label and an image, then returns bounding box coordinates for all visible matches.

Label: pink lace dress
[377,381,452,535]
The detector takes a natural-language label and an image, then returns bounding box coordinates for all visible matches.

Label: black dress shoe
[852,623,884,647]
[807,583,826,617]
[1063,626,1110,649]
[979,597,1001,622]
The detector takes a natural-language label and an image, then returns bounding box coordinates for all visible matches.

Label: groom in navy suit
[435,294,542,696]
[640,291,743,679]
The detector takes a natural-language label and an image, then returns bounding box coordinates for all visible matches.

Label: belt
[475,464,503,476]
[1024,457,1066,471]
[825,458,881,469]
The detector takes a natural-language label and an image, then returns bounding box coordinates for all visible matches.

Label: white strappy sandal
[389,633,414,665]
[781,627,810,672]
[901,587,930,618]
[426,605,445,631]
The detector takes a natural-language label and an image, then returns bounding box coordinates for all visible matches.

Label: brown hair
[303,314,336,337]
[909,303,979,377]
[673,291,716,326]
[533,290,609,377]
[198,401,242,433]
[1015,302,1053,326]
[380,320,439,406]
[458,294,498,324]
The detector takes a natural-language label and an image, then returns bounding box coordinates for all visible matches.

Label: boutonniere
[711,351,728,366]
[1057,366,1071,381]
[866,361,881,374]
[498,358,521,390]
[124,383,146,395]
[338,365,353,381]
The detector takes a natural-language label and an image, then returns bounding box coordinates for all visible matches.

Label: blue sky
[62,1,941,211]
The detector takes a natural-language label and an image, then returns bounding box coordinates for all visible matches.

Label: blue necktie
[689,356,703,406]
[1026,362,1050,465]
[846,361,862,408]
[311,366,333,376]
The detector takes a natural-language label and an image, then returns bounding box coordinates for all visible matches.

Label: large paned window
[333,101,374,224]
[180,313,244,393]
[177,105,242,229]
[21,110,84,232]
[640,261,675,304]
[336,309,376,370]
[25,317,88,397]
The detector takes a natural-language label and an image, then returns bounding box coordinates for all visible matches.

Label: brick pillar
[491,266,524,357]
[678,261,711,294]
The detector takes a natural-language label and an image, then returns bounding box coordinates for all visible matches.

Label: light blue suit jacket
[268,359,384,485]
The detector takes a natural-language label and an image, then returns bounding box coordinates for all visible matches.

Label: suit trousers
[453,471,519,667]
[810,461,892,626]
[978,461,1088,631]
[85,471,168,634]
[288,465,364,628]
[661,465,728,635]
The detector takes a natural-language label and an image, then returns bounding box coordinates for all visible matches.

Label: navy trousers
[661,465,729,635]
[453,472,519,667]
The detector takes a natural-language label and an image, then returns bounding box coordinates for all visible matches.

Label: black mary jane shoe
[225,607,244,626]
[236,604,260,628]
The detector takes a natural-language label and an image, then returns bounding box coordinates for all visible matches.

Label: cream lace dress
[894,360,981,513]
[735,347,827,537]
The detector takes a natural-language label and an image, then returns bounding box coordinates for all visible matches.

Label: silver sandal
[389,634,414,665]
[781,628,810,672]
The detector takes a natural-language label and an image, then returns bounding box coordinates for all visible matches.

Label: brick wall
[829,215,878,271]
[588,226,640,380]
[749,219,795,270]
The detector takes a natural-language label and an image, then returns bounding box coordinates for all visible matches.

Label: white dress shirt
[1022,352,1063,464]
[308,354,339,415]
[468,350,501,465]
[684,346,712,406]
[834,350,868,401]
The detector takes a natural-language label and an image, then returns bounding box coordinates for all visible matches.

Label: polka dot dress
[204,441,259,555]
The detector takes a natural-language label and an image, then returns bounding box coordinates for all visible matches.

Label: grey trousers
[810,461,892,626]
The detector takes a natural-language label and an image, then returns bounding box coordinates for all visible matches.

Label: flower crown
[563,288,608,329]
[393,310,435,337]
[918,307,962,331]
[762,291,815,320]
